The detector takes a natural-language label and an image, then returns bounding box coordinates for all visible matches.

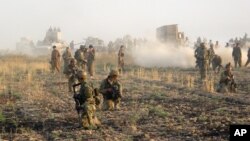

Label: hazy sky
[0,0,249,49]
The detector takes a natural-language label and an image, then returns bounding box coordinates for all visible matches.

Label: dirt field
[0,54,250,141]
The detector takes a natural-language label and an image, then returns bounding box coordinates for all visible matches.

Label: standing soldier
[51,45,61,73]
[208,44,215,67]
[197,43,209,80]
[62,47,72,74]
[99,70,122,110]
[118,45,125,74]
[73,72,100,129]
[74,45,87,70]
[70,40,74,51]
[232,43,242,68]
[65,58,79,92]
[194,44,202,69]
[244,47,250,67]
[217,63,237,93]
[87,45,95,79]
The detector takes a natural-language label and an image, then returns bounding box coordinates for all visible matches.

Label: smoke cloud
[131,41,249,68]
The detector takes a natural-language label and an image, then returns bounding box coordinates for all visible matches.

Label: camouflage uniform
[87,45,95,77]
[118,46,125,73]
[51,46,61,73]
[212,55,223,73]
[244,48,250,67]
[99,70,122,110]
[197,43,209,80]
[65,59,79,92]
[73,72,100,129]
[232,44,242,68]
[217,63,237,93]
[62,47,72,74]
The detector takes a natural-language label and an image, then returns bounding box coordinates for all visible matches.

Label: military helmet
[109,69,119,76]
[89,44,93,48]
[77,70,87,80]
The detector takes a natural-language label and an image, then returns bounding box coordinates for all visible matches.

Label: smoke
[131,41,249,68]
[214,47,248,67]
[131,41,195,68]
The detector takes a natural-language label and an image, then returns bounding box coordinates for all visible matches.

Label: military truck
[156,24,186,46]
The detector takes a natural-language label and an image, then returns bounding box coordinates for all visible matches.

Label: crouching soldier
[217,63,237,93]
[72,72,100,129]
[99,70,122,110]
[212,54,223,73]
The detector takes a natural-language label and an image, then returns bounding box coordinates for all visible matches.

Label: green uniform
[232,46,242,68]
[217,70,237,93]
[99,78,122,110]
[87,49,95,77]
[75,81,99,129]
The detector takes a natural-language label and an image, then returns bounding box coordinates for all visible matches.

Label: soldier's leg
[90,62,94,77]
[234,59,237,68]
[107,100,114,110]
[239,59,242,67]
[114,98,121,110]
[68,78,73,92]
[245,59,250,67]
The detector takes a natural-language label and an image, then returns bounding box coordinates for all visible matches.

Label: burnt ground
[0,66,250,141]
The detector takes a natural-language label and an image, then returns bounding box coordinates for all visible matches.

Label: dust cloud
[131,41,249,68]
[131,42,195,68]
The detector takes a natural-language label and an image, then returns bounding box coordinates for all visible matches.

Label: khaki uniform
[75,81,100,129]
[118,48,125,73]
[51,49,61,73]
[62,49,72,74]
[87,49,95,77]
[245,48,250,67]
[232,46,242,68]
[99,78,122,110]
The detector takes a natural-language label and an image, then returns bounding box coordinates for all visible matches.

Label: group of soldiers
[50,44,125,129]
[194,39,250,93]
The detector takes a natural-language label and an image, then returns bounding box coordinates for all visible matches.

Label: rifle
[111,85,122,100]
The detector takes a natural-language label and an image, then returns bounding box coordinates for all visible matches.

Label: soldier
[87,45,95,79]
[197,43,209,80]
[194,44,202,69]
[244,47,250,67]
[99,70,122,111]
[74,45,87,70]
[51,45,61,73]
[65,58,79,92]
[232,43,242,68]
[62,47,72,74]
[217,63,237,93]
[73,72,100,129]
[118,45,125,74]
[208,44,215,67]
[212,54,223,73]
[70,40,74,51]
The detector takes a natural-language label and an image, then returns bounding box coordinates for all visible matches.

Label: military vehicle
[16,27,68,56]
[156,24,186,46]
